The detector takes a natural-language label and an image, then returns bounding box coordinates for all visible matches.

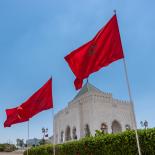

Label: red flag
[19,78,53,118]
[4,108,29,127]
[65,15,124,90]
[4,78,53,127]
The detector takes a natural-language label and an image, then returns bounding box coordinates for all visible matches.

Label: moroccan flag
[4,78,53,127]
[4,107,29,127]
[65,15,124,90]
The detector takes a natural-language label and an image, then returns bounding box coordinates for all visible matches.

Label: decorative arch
[72,127,77,140]
[111,120,122,133]
[84,124,91,136]
[100,123,108,133]
[65,126,71,141]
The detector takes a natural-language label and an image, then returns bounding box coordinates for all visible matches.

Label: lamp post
[42,128,48,139]
[41,128,48,145]
[140,120,148,129]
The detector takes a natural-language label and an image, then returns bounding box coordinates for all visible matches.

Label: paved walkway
[0,151,23,155]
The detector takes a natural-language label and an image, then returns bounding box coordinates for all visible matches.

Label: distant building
[54,82,134,144]
[26,138,41,146]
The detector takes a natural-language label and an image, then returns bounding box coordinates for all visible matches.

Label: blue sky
[0,0,155,144]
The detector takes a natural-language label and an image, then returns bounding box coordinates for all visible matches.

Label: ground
[0,151,23,155]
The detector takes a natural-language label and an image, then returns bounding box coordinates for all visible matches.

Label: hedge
[0,143,16,152]
[24,128,155,155]
[24,144,53,155]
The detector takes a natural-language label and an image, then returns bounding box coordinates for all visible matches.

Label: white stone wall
[54,88,134,144]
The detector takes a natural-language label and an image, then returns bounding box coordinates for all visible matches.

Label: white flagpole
[52,109,56,155]
[51,76,55,155]
[27,120,30,155]
[122,58,141,155]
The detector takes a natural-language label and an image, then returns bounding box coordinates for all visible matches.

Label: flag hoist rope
[122,58,141,155]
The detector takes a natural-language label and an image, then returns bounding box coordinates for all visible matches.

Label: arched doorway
[111,120,122,133]
[72,127,77,140]
[65,126,71,141]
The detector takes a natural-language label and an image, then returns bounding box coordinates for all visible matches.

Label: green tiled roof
[74,82,103,100]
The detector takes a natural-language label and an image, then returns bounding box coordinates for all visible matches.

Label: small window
[60,131,64,142]
[125,124,131,130]
[84,124,91,136]
[100,123,108,133]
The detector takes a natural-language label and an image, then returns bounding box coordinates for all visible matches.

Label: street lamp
[42,127,48,139]
[140,120,148,129]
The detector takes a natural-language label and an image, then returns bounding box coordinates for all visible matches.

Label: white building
[54,82,134,144]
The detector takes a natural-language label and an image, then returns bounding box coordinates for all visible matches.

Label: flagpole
[52,109,56,155]
[27,120,29,155]
[122,58,141,155]
[51,76,55,155]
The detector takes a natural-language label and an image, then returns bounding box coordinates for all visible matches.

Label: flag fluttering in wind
[4,108,29,127]
[65,15,124,90]
[4,78,53,127]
